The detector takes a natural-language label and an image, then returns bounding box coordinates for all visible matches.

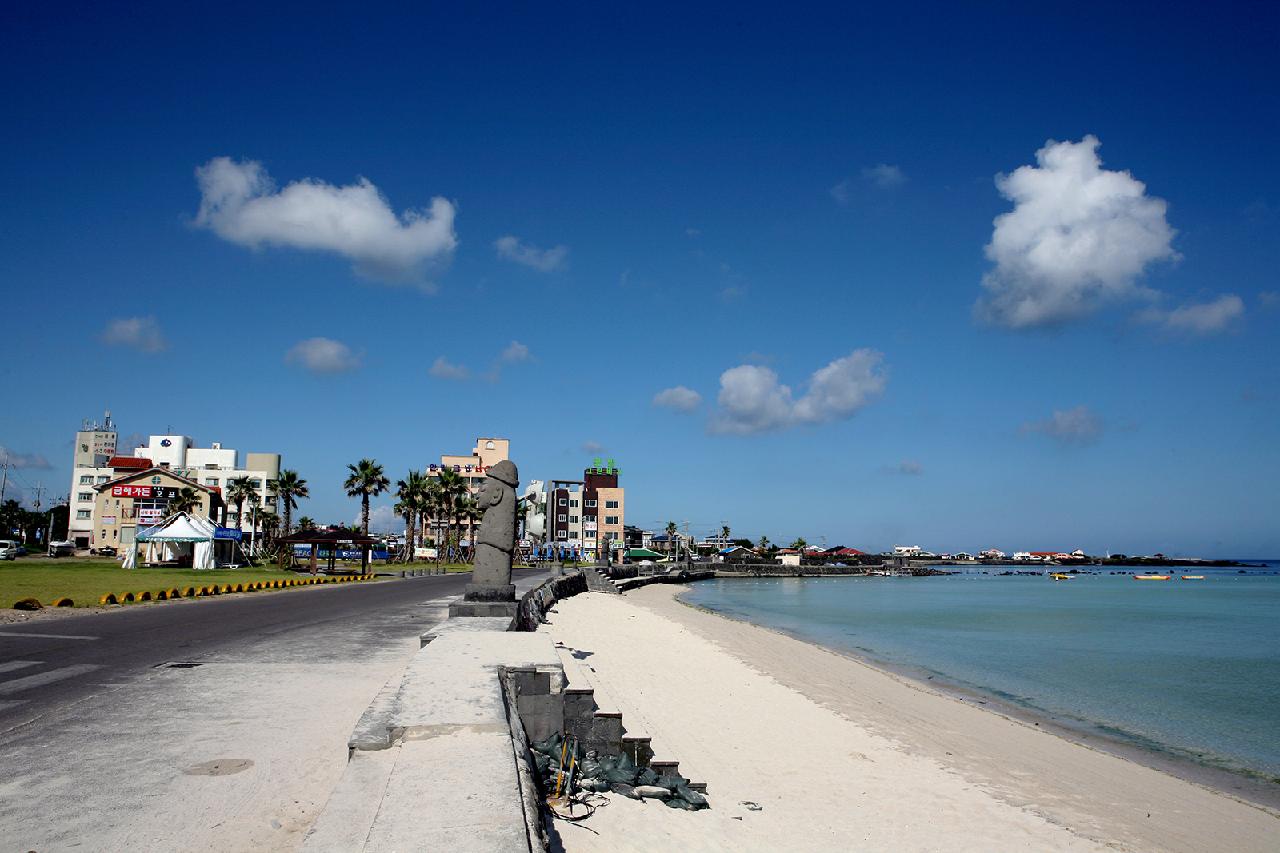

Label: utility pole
[0,457,9,505]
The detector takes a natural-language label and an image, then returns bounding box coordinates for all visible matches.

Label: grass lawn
[1,557,357,608]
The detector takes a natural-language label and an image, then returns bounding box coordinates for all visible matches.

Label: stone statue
[450,459,520,618]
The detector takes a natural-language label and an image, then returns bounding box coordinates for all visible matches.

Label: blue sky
[2,3,1277,556]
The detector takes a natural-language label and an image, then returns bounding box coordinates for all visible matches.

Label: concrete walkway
[0,570,548,852]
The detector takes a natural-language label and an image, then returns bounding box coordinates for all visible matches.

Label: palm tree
[168,487,201,516]
[757,534,771,553]
[720,524,731,544]
[433,467,469,562]
[456,495,480,562]
[790,537,808,562]
[344,459,389,536]
[298,516,316,531]
[226,476,258,532]
[665,521,678,559]
[272,469,309,536]
[395,469,427,562]
[258,507,280,550]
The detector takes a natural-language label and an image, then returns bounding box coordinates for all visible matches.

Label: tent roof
[136,512,217,542]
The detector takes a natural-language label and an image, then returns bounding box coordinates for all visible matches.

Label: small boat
[1134,574,1171,581]
[1180,575,1205,580]
[1049,572,1073,581]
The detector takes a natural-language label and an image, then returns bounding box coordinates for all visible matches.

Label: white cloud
[861,163,906,188]
[102,316,166,352]
[194,157,456,283]
[500,340,531,363]
[710,349,887,435]
[1256,291,1278,309]
[582,441,606,454]
[362,505,400,533]
[429,356,470,380]
[1021,405,1103,446]
[0,446,52,470]
[685,227,701,238]
[494,235,568,272]
[653,386,703,413]
[1136,294,1244,336]
[285,337,361,374]
[977,135,1178,328]
[829,180,852,205]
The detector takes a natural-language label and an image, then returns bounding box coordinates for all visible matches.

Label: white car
[47,541,75,558]
[0,540,17,560]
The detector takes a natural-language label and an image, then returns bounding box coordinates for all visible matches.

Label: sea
[680,561,1280,787]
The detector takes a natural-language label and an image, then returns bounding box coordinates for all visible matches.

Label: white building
[68,427,280,549]
[893,544,923,557]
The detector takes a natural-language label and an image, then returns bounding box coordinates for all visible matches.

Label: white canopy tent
[124,512,239,569]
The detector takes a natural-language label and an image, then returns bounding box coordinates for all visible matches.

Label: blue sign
[214,527,243,541]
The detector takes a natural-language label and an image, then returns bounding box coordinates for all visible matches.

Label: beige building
[423,437,511,548]
[90,467,225,550]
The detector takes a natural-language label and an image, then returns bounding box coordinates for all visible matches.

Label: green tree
[456,495,480,563]
[433,467,469,562]
[665,520,678,558]
[344,459,389,536]
[168,487,201,516]
[757,534,771,552]
[272,469,309,536]
[226,476,259,532]
[789,537,808,563]
[721,524,731,542]
[395,469,428,562]
[297,516,316,531]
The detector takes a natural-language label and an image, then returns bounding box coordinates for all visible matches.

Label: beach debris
[634,785,673,799]
[740,801,763,811]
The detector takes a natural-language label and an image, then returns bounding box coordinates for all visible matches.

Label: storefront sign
[214,527,243,541]
[428,463,488,474]
[111,485,181,499]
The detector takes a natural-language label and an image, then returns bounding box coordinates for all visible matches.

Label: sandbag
[655,772,688,791]
[603,752,638,784]
[610,782,641,799]
[676,785,709,807]
[635,767,659,787]
[579,778,609,792]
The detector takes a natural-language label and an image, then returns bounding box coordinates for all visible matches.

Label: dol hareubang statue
[449,459,520,618]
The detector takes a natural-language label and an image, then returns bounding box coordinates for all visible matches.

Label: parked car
[96,545,118,557]
[47,541,75,558]
[15,544,27,556]
[0,540,18,560]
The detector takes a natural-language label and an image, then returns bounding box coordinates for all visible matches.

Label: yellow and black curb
[30,573,377,611]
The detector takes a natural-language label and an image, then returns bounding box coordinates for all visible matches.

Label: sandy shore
[539,585,1278,853]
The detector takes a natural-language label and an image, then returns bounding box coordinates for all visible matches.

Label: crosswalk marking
[0,660,41,674]
[0,632,101,640]
[0,664,100,696]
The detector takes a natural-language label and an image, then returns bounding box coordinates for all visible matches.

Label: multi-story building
[89,467,227,553]
[422,437,511,547]
[67,421,281,548]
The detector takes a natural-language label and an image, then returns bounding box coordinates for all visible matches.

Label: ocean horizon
[680,564,1280,787]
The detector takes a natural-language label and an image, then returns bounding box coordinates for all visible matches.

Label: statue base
[448,583,518,618]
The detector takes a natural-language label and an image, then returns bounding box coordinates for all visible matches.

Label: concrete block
[621,734,654,768]
[515,693,563,744]
[302,749,396,851]
[583,712,624,756]
[511,668,551,696]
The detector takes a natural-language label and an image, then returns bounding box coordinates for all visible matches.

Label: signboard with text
[112,485,181,499]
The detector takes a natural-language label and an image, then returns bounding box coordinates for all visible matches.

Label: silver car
[0,540,18,560]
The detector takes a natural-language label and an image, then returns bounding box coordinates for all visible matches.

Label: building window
[569,516,578,523]
[557,531,568,540]
[585,499,597,508]
[569,499,578,508]
[205,478,218,486]
[76,510,91,519]
[96,476,110,483]
[606,500,619,509]
[585,530,596,539]
[76,492,92,502]
[80,475,93,485]
[557,514,567,522]
[605,515,619,525]
[558,497,567,506]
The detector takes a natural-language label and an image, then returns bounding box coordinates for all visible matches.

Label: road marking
[0,664,101,695]
[0,661,41,674]
[0,700,29,712]
[0,632,101,640]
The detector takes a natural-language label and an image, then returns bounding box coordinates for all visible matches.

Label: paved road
[0,568,548,852]
[0,568,545,725]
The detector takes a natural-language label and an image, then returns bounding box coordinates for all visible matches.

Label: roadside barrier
[169,588,181,599]
[12,598,43,610]
[155,590,168,600]
[123,592,137,603]
[100,593,118,605]
[52,598,74,607]
[183,587,197,597]
[138,591,153,601]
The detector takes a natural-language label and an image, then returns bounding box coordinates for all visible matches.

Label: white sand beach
[539,584,1279,853]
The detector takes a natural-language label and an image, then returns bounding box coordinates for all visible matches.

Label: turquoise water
[681,566,1280,781]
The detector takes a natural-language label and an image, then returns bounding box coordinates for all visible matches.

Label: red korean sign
[112,485,152,498]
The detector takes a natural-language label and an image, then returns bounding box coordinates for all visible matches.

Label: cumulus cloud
[194,157,456,282]
[861,163,906,188]
[429,356,470,381]
[500,340,531,363]
[102,316,166,352]
[1021,405,1103,446]
[977,135,1178,328]
[1136,294,1244,335]
[710,349,887,435]
[652,386,703,413]
[494,235,568,272]
[582,441,606,454]
[285,337,361,374]
[362,505,399,533]
[0,446,52,470]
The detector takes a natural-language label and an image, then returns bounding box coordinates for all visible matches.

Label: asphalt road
[0,567,547,728]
